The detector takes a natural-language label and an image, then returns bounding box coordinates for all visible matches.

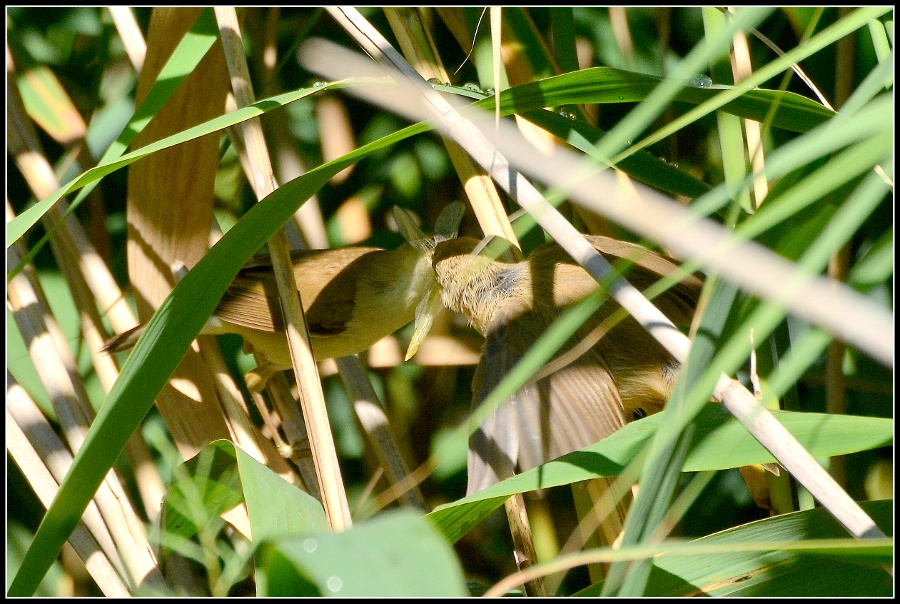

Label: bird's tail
[100,325,145,354]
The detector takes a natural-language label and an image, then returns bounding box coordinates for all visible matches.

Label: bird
[102,242,438,391]
[103,204,466,391]
[430,234,704,494]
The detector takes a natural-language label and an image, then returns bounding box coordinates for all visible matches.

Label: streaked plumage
[431,235,703,494]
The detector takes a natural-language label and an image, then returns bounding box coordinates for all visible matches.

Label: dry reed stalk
[6,216,162,589]
[6,47,167,516]
[729,22,769,209]
[248,8,331,250]
[372,8,546,594]
[384,7,521,250]
[256,372,322,501]
[7,380,129,594]
[7,397,131,596]
[335,356,428,510]
[6,73,165,584]
[214,6,352,529]
[501,10,634,579]
[107,7,146,73]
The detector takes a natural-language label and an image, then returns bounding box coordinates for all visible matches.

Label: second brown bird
[431,235,703,494]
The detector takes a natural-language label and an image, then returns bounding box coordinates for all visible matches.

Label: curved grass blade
[520,108,711,199]
[491,66,835,133]
[6,79,364,261]
[10,62,841,258]
[575,499,892,597]
[427,406,892,545]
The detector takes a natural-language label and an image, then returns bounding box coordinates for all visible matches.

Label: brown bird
[103,242,437,390]
[431,235,703,494]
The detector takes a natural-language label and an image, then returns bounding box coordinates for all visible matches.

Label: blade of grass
[578,500,893,596]
[425,405,892,544]
[603,6,890,168]
[603,268,739,594]
[8,60,840,259]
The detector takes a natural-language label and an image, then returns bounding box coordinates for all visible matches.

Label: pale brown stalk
[107,7,146,73]
[7,391,130,597]
[7,62,164,582]
[214,6,352,529]
[728,14,769,209]
[126,9,296,481]
[6,45,167,517]
[381,7,520,250]
[7,214,162,589]
[336,356,428,510]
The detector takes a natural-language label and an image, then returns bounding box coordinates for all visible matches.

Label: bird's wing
[534,236,702,326]
[466,390,519,495]
[215,248,373,336]
[514,357,627,473]
[467,299,628,495]
[586,235,703,325]
[215,271,280,332]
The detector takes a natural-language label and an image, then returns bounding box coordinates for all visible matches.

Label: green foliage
[427,405,892,545]
[258,510,469,597]
[7,6,892,597]
[576,500,893,597]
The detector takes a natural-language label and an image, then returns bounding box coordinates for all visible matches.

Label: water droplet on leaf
[690,75,713,88]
